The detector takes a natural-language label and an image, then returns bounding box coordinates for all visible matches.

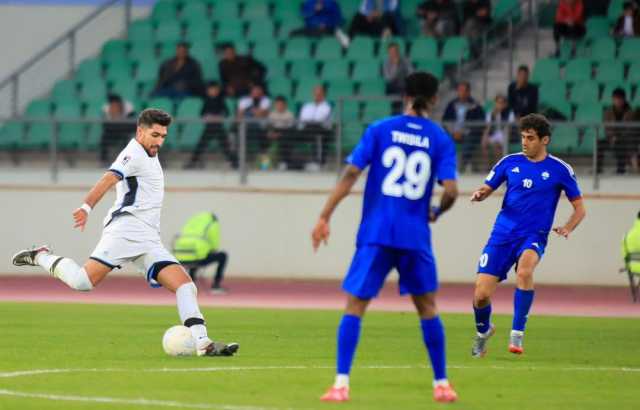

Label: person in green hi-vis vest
[172,212,228,293]
[622,210,640,302]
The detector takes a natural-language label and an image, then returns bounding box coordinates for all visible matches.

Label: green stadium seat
[136,60,160,83]
[252,41,280,61]
[539,80,568,107]
[283,38,312,60]
[585,17,611,40]
[178,122,205,151]
[263,58,287,80]
[531,58,561,84]
[631,92,640,109]
[493,0,520,22]
[549,124,578,155]
[75,58,103,83]
[25,99,51,118]
[184,18,212,40]
[110,80,139,104]
[85,123,102,150]
[146,97,174,114]
[346,37,375,60]
[181,1,208,21]
[358,80,386,96]
[189,41,214,63]
[574,102,604,122]
[441,37,470,65]
[105,61,133,84]
[289,60,319,80]
[80,80,107,103]
[410,37,438,60]
[215,20,244,42]
[590,37,616,62]
[155,21,182,43]
[198,55,219,81]
[575,130,596,155]
[55,102,85,150]
[128,19,155,43]
[315,38,343,60]
[595,61,624,83]
[242,2,269,19]
[51,79,78,104]
[84,102,104,119]
[139,80,156,98]
[321,60,350,80]
[268,78,293,99]
[276,18,303,38]
[618,38,640,63]
[295,81,319,101]
[564,58,592,83]
[351,60,381,81]
[570,82,600,104]
[608,0,625,22]
[627,62,640,82]
[326,79,355,100]
[362,100,392,123]
[101,39,128,64]
[151,0,177,23]
[341,122,364,152]
[176,97,204,118]
[338,100,361,122]
[246,21,275,41]
[158,40,180,61]
[212,2,239,19]
[601,82,633,103]
[413,59,444,80]
[0,120,24,150]
[23,123,52,150]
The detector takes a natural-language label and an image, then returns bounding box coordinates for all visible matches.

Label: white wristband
[80,203,92,214]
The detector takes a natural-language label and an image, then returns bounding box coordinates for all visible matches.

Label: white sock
[511,330,524,336]
[333,374,349,389]
[176,282,209,344]
[433,379,450,388]
[36,254,93,291]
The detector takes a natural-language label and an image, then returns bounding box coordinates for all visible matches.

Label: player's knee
[516,267,534,281]
[473,287,492,307]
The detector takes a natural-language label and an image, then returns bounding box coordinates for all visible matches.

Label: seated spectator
[598,88,637,174]
[186,81,237,170]
[298,85,333,169]
[383,42,414,95]
[100,94,135,165]
[442,81,485,172]
[237,84,271,160]
[482,94,515,169]
[463,0,491,24]
[266,96,296,169]
[153,42,204,99]
[219,44,266,97]
[349,0,403,38]
[418,0,459,37]
[291,0,344,37]
[613,1,640,38]
[508,65,538,118]
[553,0,586,54]
[462,1,492,41]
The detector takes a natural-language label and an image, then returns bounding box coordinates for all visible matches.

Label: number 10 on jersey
[381,147,432,200]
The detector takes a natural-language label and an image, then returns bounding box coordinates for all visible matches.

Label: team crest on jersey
[511,167,520,173]
[121,155,131,166]
[541,171,550,180]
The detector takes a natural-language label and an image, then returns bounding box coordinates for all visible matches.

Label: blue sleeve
[560,166,582,201]
[436,133,457,183]
[484,157,508,190]
[346,125,375,170]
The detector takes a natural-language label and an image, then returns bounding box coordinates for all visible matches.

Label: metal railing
[0,0,132,117]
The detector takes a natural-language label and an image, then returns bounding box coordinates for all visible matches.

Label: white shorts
[90,214,178,287]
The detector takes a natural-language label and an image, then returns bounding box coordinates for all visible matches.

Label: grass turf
[0,302,638,410]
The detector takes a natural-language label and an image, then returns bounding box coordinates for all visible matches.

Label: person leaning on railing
[100,94,136,166]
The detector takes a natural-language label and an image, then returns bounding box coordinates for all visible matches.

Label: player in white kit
[12,108,238,357]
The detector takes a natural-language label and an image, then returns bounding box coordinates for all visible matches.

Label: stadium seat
[23,123,53,150]
[51,79,78,104]
[110,80,139,105]
[136,60,159,83]
[627,62,640,82]
[0,120,24,150]
[585,16,611,40]
[631,92,640,109]
[601,82,632,103]
[215,20,245,43]
[268,78,293,99]
[340,122,364,151]
[80,80,107,104]
[531,58,561,84]
[321,60,350,80]
[198,55,219,81]
[212,1,239,19]
[283,38,312,61]
[158,40,180,62]
[181,1,209,21]
[276,18,303,38]
[549,124,578,154]
[189,41,214,64]
[539,80,568,107]
[139,80,156,99]
[570,82,600,104]
[410,37,438,60]
[155,21,183,43]
[55,102,85,150]
[358,80,386,96]
[595,61,625,84]
[263,58,287,80]
[252,41,280,62]
[128,19,155,43]
[295,81,318,101]
[441,37,470,65]
[618,38,640,63]
[351,60,381,81]
[564,58,592,83]
[575,102,604,122]
[493,0,521,22]
[315,38,343,60]
[75,58,103,84]
[25,99,51,118]
[338,100,361,122]
[176,97,204,118]
[105,60,133,84]
[327,79,355,100]
[85,123,101,150]
[242,2,269,19]
[362,100,392,123]
[246,21,275,41]
[607,0,625,22]
[413,59,444,80]
[289,60,319,80]
[178,122,206,151]
[151,0,177,23]
[146,97,174,114]
[84,102,104,119]
[590,37,616,62]
[346,37,375,60]
[101,39,128,64]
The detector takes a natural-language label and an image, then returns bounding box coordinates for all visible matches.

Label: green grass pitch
[0,302,638,410]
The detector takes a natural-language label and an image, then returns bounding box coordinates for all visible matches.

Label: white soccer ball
[162,325,197,356]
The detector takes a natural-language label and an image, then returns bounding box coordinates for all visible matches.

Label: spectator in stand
[237,84,271,161]
[152,42,204,99]
[598,88,637,174]
[613,1,640,38]
[349,0,403,38]
[218,44,266,97]
[416,2,444,37]
[553,0,586,54]
[100,94,135,166]
[383,42,414,95]
[443,81,485,172]
[298,85,333,169]
[482,94,515,169]
[462,1,492,39]
[186,81,237,170]
[463,0,491,25]
[418,0,459,37]
[266,96,296,169]
[291,0,344,37]
[508,65,538,118]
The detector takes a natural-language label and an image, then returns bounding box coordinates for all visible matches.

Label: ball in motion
[162,325,196,356]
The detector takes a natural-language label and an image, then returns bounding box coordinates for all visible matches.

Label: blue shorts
[343,245,438,299]
[477,235,547,281]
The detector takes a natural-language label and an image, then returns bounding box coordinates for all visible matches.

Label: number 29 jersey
[346,115,457,252]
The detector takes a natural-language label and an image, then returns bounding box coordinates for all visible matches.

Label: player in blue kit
[311,72,459,403]
[469,114,586,357]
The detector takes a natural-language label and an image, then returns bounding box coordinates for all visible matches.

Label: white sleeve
[299,104,311,121]
[260,97,271,110]
[109,147,139,179]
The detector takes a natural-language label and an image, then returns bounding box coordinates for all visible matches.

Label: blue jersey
[346,115,457,252]
[484,153,582,244]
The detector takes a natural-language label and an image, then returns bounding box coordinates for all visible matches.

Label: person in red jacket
[554,0,586,53]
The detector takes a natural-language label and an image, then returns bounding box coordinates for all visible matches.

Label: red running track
[0,276,638,318]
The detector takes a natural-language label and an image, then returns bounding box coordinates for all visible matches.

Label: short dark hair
[387,42,400,50]
[137,108,172,128]
[207,80,220,88]
[274,95,287,103]
[518,65,529,73]
[457,81,471,91]
[107,94,123,104]
[519,113,551,139]
[405,71,439,115]
[624,1,633,10]
[177,41,190,49]
[612,87,627,99]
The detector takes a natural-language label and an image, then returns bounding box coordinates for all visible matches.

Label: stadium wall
[1,180,635,286]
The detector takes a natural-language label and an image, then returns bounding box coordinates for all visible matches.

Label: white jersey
[104,138,164,232]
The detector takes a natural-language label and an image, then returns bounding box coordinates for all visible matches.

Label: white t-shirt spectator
[299,100,332,126]
[238,96,271,116]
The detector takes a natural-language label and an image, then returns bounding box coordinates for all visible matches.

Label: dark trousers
[349,12,398,37]
[553,23,586,45]
[190,123,237,167]
[186,251,228,289]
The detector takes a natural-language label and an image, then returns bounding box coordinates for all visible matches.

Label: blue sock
[336,314,361,375]
[473,304,492,334]
[420,317,447,381]
[512,288,535,332]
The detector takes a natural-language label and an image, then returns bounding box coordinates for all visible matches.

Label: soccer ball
[162,325,196,356]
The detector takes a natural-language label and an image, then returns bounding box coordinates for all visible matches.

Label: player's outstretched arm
[72,171,120,231]
[431,179,458,222]
[553,197,586,239]
[312,165,362,251]
[470,184,494,202]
